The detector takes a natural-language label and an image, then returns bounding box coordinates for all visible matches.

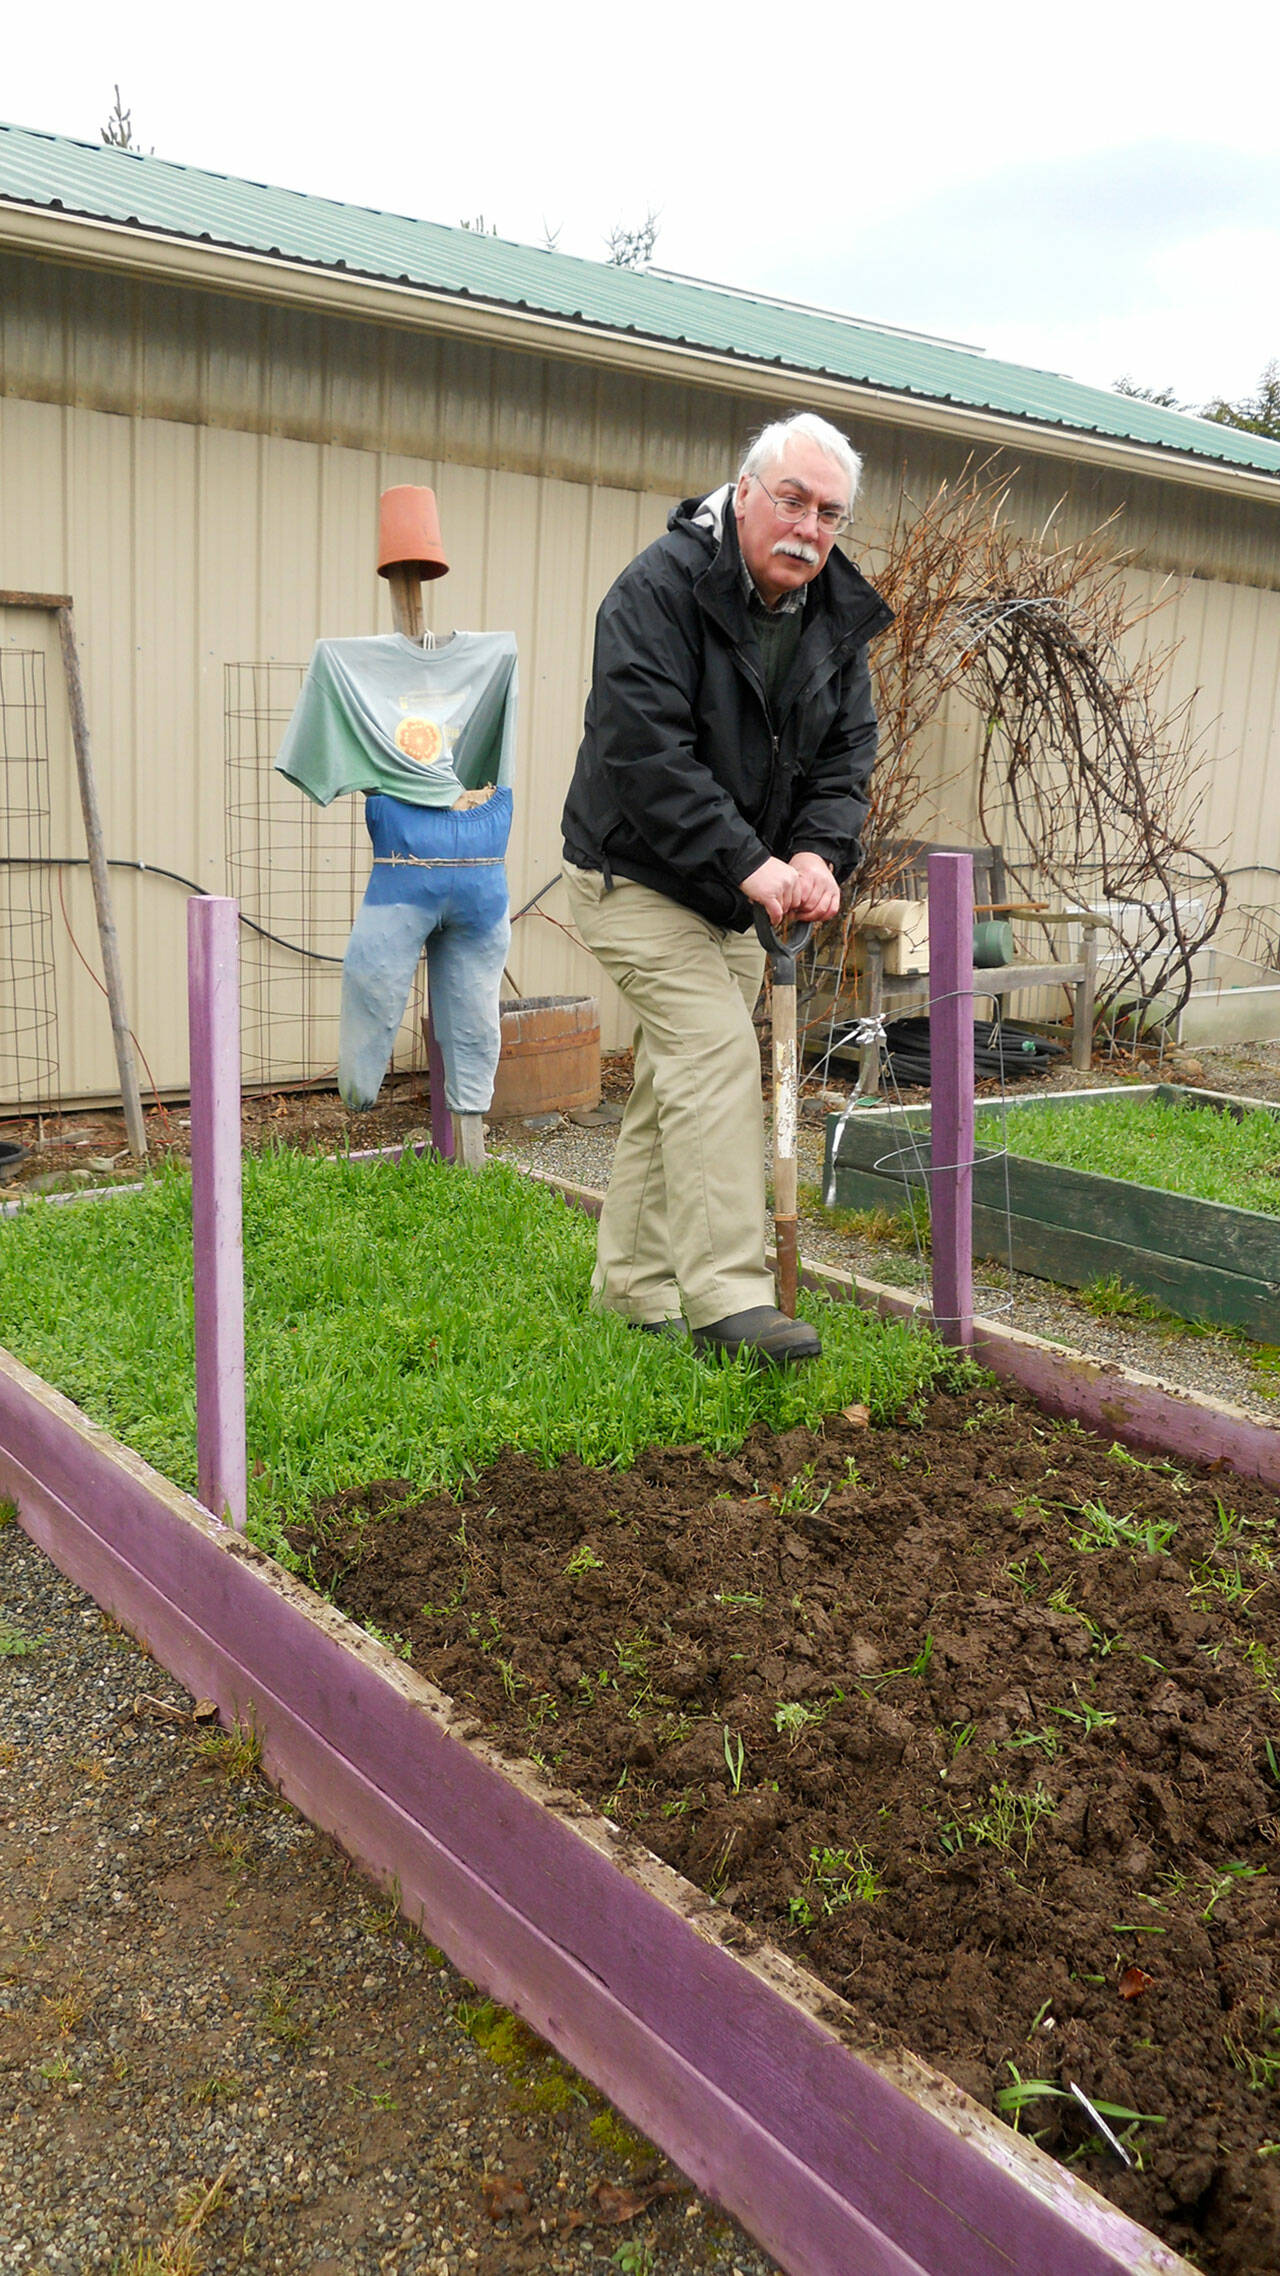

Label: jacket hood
[669,484,733,547]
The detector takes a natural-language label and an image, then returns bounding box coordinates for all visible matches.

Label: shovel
[753,907,814,1318]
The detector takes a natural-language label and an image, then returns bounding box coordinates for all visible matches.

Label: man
[561,410,892,1364]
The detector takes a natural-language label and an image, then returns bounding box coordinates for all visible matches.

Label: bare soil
[295,1384,1280,2276]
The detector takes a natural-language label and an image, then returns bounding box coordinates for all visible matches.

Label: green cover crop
[0,1149,961,1547]
[975,1095,1280,1218]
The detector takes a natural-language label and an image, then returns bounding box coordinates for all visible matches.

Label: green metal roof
[3,119,1278,482]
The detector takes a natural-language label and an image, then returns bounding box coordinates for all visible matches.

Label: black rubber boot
[691,1305,822,1366]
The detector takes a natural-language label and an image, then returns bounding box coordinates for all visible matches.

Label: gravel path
[0,1519,778,2276]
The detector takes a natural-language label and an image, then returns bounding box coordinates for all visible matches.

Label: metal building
[2,122,1278,1104]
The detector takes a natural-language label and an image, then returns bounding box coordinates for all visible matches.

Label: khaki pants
[563,863,773,1329]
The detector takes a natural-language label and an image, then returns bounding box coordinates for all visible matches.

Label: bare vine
[811,464,1226,1034]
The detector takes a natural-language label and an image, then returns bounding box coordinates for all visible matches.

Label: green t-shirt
[275,631,518,808]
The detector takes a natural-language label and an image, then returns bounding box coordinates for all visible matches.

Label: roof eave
[4,199,1278,506]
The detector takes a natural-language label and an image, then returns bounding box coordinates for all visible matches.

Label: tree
[606,210,659,269]
[100,85,151,154]
[1113,361,1280,439]
[1114,376,1182,409]
[1200,360,1280,439]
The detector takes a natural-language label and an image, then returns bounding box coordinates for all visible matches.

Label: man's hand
[739,856,800,928]
[788,851,841,924]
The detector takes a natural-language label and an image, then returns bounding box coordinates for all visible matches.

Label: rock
[567,1103,622,1127]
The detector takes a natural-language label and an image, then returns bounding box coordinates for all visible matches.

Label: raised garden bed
[6,1148,1280,2272]
[823,1085,1280,1340]
[294,1393,1280,2275]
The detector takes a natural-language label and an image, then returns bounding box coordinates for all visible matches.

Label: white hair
[738,411,862,510]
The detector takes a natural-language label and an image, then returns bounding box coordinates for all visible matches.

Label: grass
[1226,2003,1280,2093]
[196,1716,262,1782]
[995,2066,1167,2164]
[256,1968,314,2046]
[789,1841,885,1930]
[974,1093,1280,1218]
[0,1148,968,1550]
[939,1779,1057,1865]
[1060,1496,1180,1557]
[801,1185,931,1253]
[109,2164,234,2276]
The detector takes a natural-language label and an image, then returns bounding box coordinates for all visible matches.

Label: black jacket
[561,487,893,929]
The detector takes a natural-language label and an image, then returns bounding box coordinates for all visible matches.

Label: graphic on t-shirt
[393,684,473,771]
[394,717,448,766]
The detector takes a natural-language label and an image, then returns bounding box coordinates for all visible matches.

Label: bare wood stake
[772,975,799,1317]
[56,606,148,1161]
[385,566,424,642]
[452,1112,486,1170]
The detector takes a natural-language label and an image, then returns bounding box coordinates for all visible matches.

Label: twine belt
[372,854,505,868]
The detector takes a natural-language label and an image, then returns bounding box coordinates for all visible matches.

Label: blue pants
[338,788,512,1115]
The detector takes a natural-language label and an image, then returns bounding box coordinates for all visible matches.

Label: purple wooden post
[188,897,248,1530]
[426,1005,454,1160]
[928,853,975,1348]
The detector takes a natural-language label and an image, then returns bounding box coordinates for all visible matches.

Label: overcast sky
[5,0,1278,410]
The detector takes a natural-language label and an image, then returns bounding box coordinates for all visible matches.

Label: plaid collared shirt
[739,555,808,617]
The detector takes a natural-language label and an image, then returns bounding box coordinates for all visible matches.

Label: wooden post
[856,934,885,1098]
[384,565,424,643]
[188,897,248,1531]
[928,853,974,1348]
[383,557,463,1163]
[56,604,149,1161]
[1073,923,1099,1072]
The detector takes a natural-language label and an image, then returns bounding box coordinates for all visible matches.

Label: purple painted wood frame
[928,853,975,1346]
[0,1340,1190,2276]
[425,1007,454,1159]
[187,897,247,1531]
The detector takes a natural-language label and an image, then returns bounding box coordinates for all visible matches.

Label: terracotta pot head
[377,486,449,581]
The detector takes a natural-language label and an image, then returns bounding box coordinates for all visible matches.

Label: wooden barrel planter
[485,995,600,1119]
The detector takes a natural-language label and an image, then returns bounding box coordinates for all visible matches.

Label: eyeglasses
[753,475,850,537]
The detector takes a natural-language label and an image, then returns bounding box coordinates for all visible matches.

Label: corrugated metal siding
[0,262,1278,1105]
[7,255,1280,595]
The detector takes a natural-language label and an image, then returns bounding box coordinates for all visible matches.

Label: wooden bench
[850,843,1103,1096]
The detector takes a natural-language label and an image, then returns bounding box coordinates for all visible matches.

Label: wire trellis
[0,648,60,1106]
[224,664,426,1091]
[822,984,1022,1337]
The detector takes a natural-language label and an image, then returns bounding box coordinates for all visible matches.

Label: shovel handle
[752,907,814,971]
[753,907,810,1317]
